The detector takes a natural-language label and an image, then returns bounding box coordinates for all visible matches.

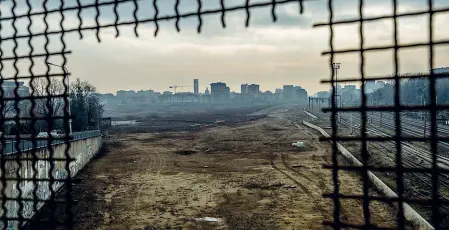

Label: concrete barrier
[304,111,318,119]
[0,134,102,230]
[303,121,434,230]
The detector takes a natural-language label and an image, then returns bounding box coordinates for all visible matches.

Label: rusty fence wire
[315,0,449,229]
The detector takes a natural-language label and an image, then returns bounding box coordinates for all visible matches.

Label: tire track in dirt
[266,117,330,221]
[299,122,354,225]
[269,154,330,227]
[277,119,351,225]
[133,149,157,216]
[280,153,314,183]
[269,155,312,196]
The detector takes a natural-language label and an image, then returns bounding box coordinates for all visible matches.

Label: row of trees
[368,77,449,106]
[366,75,449,120]
[1,78,103,134]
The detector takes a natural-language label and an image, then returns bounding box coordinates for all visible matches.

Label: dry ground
[37,106,408,229]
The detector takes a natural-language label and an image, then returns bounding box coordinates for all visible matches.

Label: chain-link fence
[0,0,309,229]
[315,0,449,229]
[2,0,449,229]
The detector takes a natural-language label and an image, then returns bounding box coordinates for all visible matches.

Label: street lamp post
[46,62,72,135]
[332,63,341,123]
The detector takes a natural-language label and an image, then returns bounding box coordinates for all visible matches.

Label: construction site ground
[34,105,407,230]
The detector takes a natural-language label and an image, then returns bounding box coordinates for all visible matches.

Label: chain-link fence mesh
[2,0,449,229]
[315,0,449,229]
[0,0,309,229]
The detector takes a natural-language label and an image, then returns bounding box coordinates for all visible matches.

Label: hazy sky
[1,0,448,95]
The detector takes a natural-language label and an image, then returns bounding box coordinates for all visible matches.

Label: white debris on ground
[291,141,305,148]
[194,217,222,223]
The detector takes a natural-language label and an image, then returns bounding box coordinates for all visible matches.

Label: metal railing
[1,130,101,155]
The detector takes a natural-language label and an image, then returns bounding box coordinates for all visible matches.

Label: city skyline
[0,0,448,96]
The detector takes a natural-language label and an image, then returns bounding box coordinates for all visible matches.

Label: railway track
[306,110,449,206]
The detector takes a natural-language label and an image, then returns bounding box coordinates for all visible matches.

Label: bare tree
[29,77,66,117]
[0,90,16,119]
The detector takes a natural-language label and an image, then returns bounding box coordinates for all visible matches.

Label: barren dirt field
[36,106,407,229]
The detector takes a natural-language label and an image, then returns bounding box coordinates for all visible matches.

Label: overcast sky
[1,0,448,95]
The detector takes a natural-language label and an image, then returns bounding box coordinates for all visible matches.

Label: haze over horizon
[1,0,448,95]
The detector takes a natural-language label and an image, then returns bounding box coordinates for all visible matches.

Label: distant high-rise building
[210,82,230,103]
[241,83,259,95]
[283,85,294,102]
[241,84,248,94]
[247,84,259,94]
[205,87,210,95]
[194,79,199,94]
[293,86,308,103]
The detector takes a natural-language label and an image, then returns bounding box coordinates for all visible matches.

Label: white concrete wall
[0,136,102,230]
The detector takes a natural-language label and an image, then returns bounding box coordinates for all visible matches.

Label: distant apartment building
[363,80,384,94]
[283,85,294,102]
[241,84,260,95]
[194,79,199,94]
[342,85,358,103]
[210,82,230,103]
[282,85,307,103]
[241,84,248,94]
[294,86,308,103]
[98,93,115,103]
[100,93,114,98]
[136,90,154,98]
[1,81,31,118]
[2,81,30,97]
[159,92,199,103]
[247,84,259,94]
[316,91,330,98]
[274,88,283,102]
[263,91,275,102]
[116,90,136,98]
[432,67,449,74]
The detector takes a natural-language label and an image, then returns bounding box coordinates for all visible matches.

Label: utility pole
[46,62,72,136]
